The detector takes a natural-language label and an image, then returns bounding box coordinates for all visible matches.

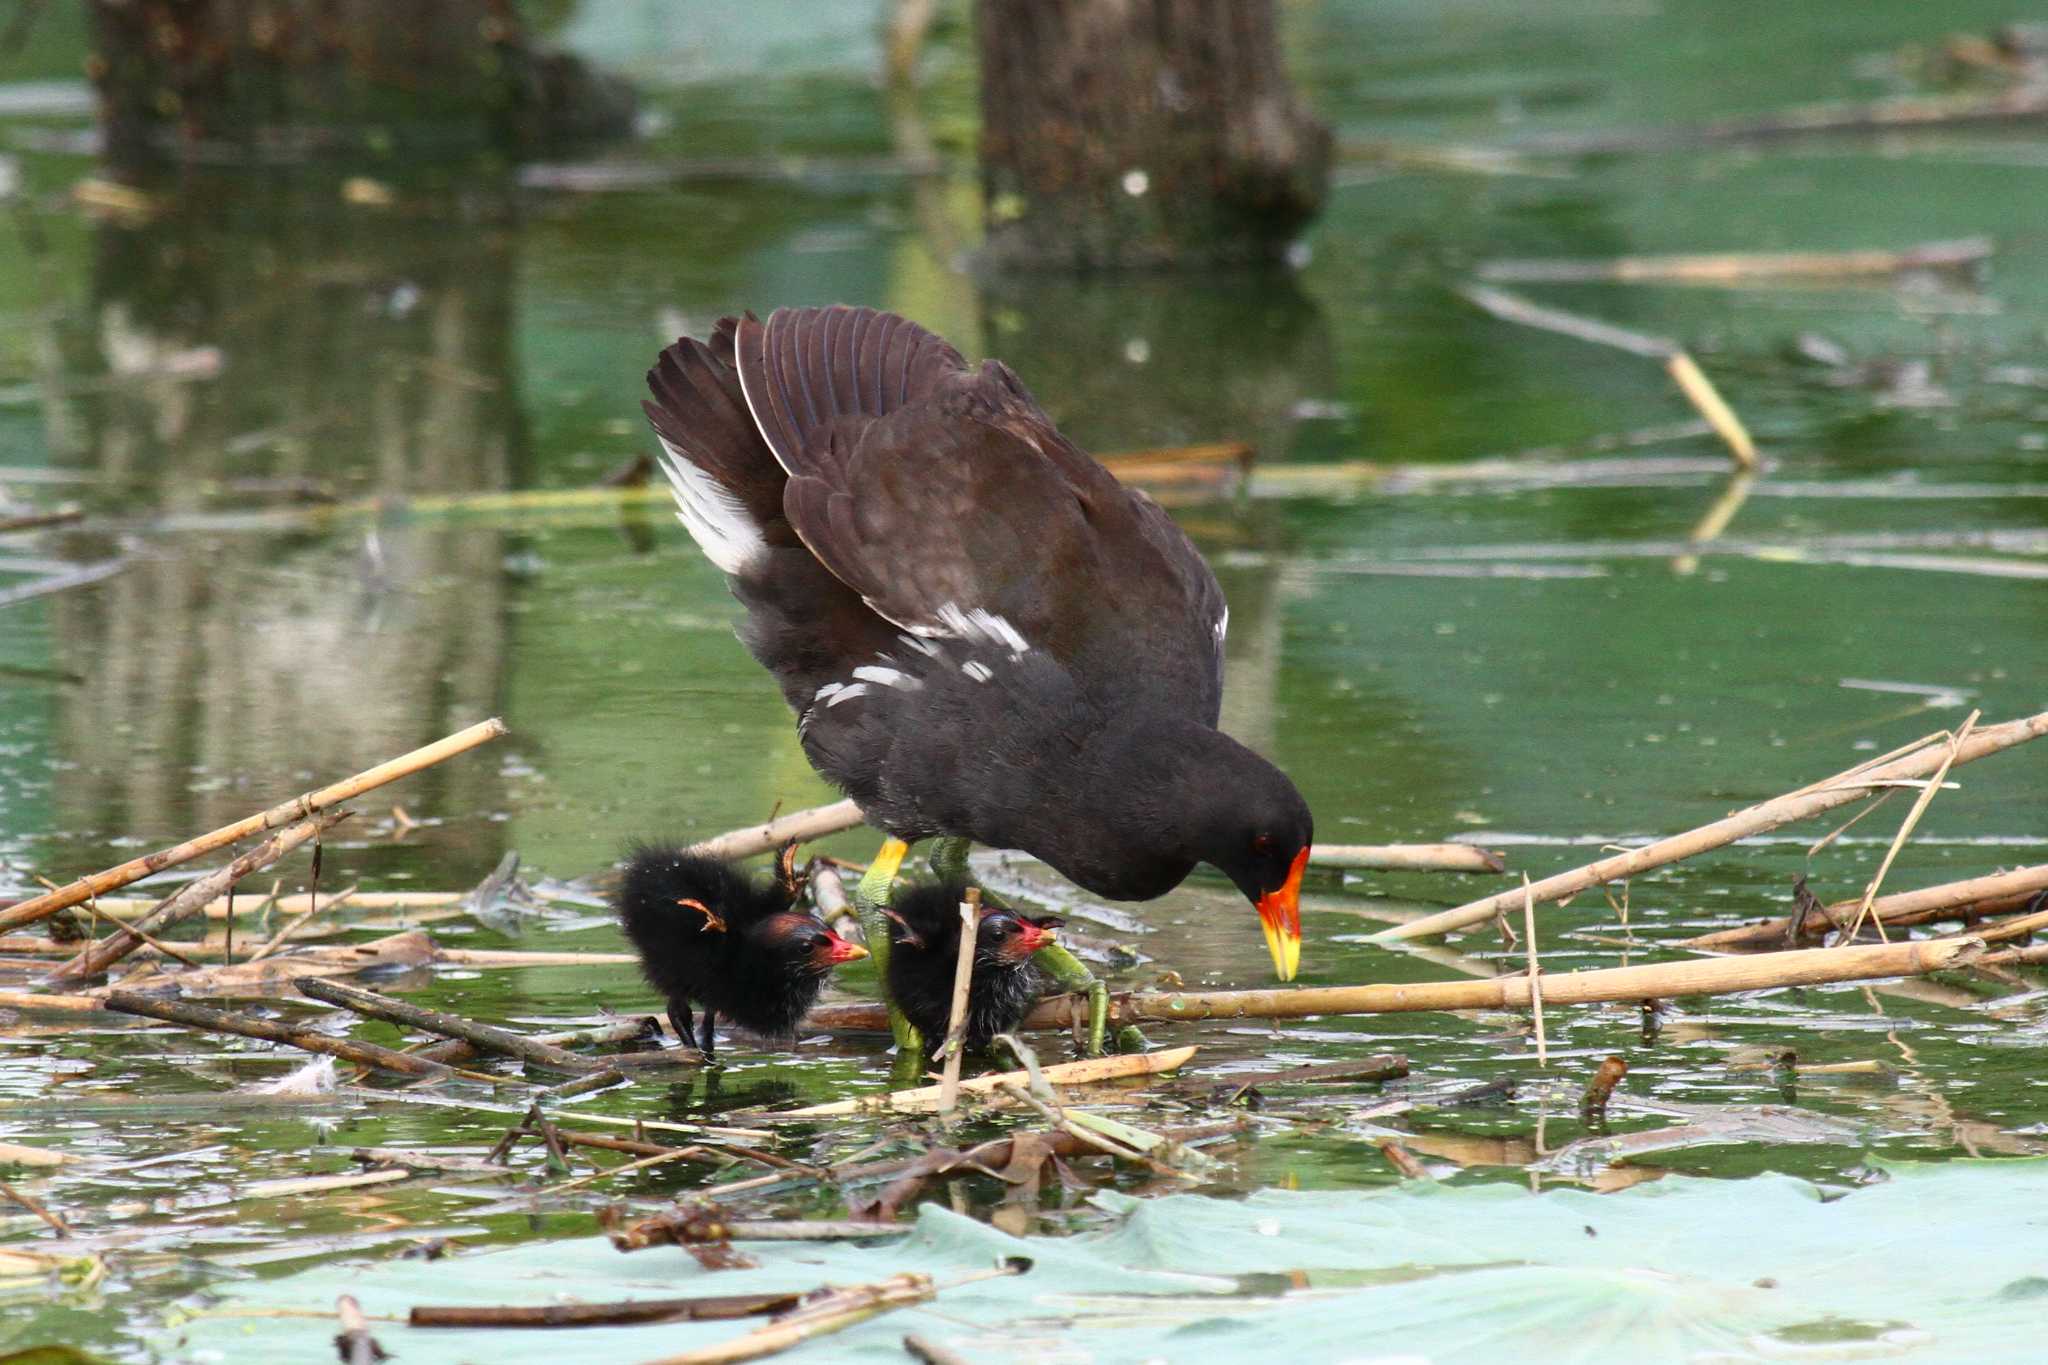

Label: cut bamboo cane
[0,718,506,933]
[688,799,866,861]
[47,813,346,981]
[1681,864,2048,950]
[1458,283,1757,468]
[1310,843,1506,874]
[804,939,1981,1034]
[296,978,605,1075]
[1375,709,2048,941]
[775,1046,1198,1119]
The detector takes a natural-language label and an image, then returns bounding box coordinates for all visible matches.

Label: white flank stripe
[961,661,993,683]
[656,439,765,575]
[934,603,1030,656]
[853,664,920,691]
[825,683,868,706]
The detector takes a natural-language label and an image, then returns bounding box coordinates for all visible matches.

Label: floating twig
[1682,865,2048,951]
[410,1291,801,1330]
[689,800,866,862]
[1376,1139,1430,1181]
[1477,237,1994,285]
[774,1046,1198,1119]
[808,939,1985,1032]
[1842,711,1979,942]
[0,718,507,933]
[1309,843,1505,874]
[100,991,465,1080]
[297,977,607,1075]
[1510,86,2048,156]
[1376,709,2048,941]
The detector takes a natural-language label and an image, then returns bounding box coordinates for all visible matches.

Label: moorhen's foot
[696,1008,718,1059]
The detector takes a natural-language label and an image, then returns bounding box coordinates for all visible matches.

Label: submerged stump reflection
[46,170,518,873]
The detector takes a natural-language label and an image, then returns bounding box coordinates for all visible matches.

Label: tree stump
[977,0,1331,270]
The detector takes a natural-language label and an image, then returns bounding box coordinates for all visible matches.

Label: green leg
[854,838,923,1058]
[927,835,973,885]
[1031,941,1113,1058]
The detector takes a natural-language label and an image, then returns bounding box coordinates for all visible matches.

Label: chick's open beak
[1256,846,1308,982]
[821,935,868,966]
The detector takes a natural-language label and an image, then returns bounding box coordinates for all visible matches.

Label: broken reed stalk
[100,991,462,1079]
[296,977,603,1075]
[775,1046,1198,1119]
[1581,1055,1629,1118]
[0,718,507,933]
[640,1264,1026,1365]
[1457,283,1757,468]
[246,883,359,963]
[1523,876,1546,1067]
[1680,864,2048,950]
[1843,710,1978,941]
[936,889,980,1113]
[1476,237,1994,285]
[804,938,1984,1035]
[46,812,347,981]
[1310,843,1506,874]
[688,799,865,862]
[1376,708,2048,941]
[411,1291,802,1330]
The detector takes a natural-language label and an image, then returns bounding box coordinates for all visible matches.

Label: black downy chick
[611,844,866,1057]
[884,880,1060,1053]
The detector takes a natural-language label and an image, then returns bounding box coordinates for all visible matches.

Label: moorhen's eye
[1252,832,1275,855]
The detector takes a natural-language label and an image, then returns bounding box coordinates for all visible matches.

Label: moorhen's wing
[733,307,1226,723]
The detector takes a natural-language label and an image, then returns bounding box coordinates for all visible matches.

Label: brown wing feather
[735,306,968,476]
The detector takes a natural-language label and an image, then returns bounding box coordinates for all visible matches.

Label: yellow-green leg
[854,837,922,1058]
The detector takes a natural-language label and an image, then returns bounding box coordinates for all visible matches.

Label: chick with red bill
[611,845,866,1058]
[882,879,1063,1054]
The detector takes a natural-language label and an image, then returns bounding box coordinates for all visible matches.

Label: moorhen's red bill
[611,845,866,1056]
[642,306,1313,979]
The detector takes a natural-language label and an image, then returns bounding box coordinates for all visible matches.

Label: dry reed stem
[1457,283,1757,468]
[246,884,358,963]
[100,991,461,1079]
[935,890,980,1113]
[806,938,1982,1034]
[688,799,866,861]
[46,812,347,980]
[1680,864,2048,950]
[297,977,604,1074]
[1523,876,1547,1067]
[1376,708,2048,941]
[1843,711,1979,942]
[638,1265,1024,1365]
[1310,843,1506,873]
[775,1046,1198,1119]
[0,718,506,933]
[1477,238,1993,284]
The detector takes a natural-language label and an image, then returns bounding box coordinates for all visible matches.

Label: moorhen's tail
[643,315,786,575]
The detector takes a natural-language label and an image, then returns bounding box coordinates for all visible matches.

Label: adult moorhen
[611,844,867,1057]
[641,307,1313,1003]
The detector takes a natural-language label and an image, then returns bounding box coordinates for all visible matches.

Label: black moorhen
[883,880,1060,1053]
[642,306,1313,980]
[611,844,867,1057]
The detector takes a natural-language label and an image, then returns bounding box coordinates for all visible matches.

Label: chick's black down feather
[612,845,843,1052]
[884,880,1050,1052]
